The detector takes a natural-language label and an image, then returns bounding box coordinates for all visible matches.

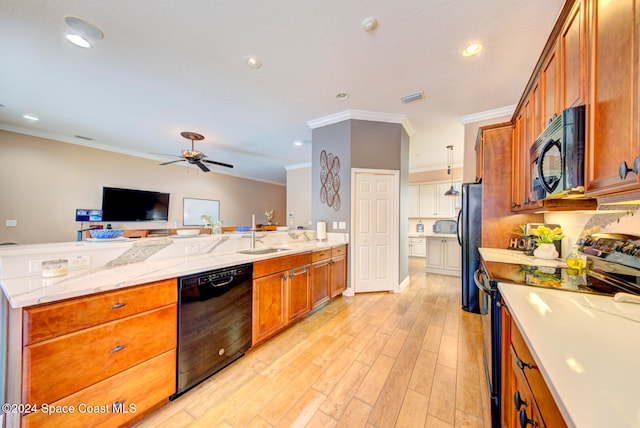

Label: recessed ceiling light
[23,114,39,121]
[293,140,303,146]
[66,34,91,48]
[463,43,483,57]
[244,55,262,69]
[336,92,349,101]
[64,16,104,40]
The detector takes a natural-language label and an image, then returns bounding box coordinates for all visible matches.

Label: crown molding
[307,109,414,136]
[458,105,516,125]
[284,162,312,171]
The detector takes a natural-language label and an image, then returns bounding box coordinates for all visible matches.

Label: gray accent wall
[311,118,410,288]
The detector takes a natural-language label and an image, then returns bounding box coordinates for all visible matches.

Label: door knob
[620,161,632,179]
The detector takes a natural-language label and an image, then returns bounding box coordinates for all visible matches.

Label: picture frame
[183,198,220,226]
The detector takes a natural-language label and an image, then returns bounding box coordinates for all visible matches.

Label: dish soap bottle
[565,246,586,270]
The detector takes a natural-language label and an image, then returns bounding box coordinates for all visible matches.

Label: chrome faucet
[251,214,256,249]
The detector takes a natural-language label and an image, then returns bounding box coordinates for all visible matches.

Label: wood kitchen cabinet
[560,0,586,110]
[329,245,347,298]
[252,252,311,346]
[424,237,460,276]
[310,245,348,309]
[501,304,567,428]
[21,278,177,427]
[310,248,331,309]
[585,0,640,198]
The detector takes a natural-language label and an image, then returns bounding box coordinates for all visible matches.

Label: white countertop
[409,233,457,239]
[499,280,640,427]
[0,233,346,308]
[479,247,567,268]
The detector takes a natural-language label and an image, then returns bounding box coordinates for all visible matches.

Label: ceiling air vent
[401,92,424,103]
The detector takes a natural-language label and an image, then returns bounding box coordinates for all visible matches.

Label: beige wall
[409,167,463,184]
[0,131,285,244]
[285,165,312,230]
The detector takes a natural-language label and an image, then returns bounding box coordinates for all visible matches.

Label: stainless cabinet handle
[633,155,640,176]
[110,303,126,309]
[515,355,533,370]
[110,345,126,353]
[620,161,632,180]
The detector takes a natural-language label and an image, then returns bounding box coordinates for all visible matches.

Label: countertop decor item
[264,209,274,225]
[89,229,124,239]
[533,243,559,260]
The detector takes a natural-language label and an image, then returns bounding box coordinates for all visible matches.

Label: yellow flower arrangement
[529,226,564,245]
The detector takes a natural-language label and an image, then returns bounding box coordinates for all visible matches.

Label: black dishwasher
[172,263,253,398]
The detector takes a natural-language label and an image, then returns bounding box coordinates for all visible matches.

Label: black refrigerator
[456,182,481,313]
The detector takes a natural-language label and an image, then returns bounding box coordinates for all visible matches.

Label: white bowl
[176,229,200,236]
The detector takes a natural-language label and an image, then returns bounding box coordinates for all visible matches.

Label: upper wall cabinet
[561,0,586,109]
[409,182,461,219]
[585,0,640,198]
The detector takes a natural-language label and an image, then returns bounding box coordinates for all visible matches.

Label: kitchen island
[0,230,348,427]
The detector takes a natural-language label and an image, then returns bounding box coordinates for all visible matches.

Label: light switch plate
[5,219,17,227]
[332,221,338,229]
[338,221,346,230]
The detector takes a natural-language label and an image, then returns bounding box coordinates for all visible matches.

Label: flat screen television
[101,187,170,222]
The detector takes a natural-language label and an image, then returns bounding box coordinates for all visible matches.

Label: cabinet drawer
[23,278,177,344]
[511,319,566,427]
[22,350,175,428]
[23,304,177,405]
[253,253,311,278]
[331,245,347,257]
[511,346,545,428]
[311,249,331,262]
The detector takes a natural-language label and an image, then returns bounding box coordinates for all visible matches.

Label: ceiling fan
[159,131,234,172]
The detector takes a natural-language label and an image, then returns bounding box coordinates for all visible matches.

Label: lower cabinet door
[310,260,331,309]
[330,255,347,298]
[444,238,461,270]
[253,272,287,346]
[22,350,175,428]
[288,266,311,323]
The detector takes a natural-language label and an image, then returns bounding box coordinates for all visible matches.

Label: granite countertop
[500,283,640,428]
[0,232,347,308]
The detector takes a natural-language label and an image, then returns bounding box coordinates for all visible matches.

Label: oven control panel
[581,234,640,270]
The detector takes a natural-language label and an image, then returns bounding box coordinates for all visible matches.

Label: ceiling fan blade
[203,159,234,168]
[159,159,186,165]
[194,161,210,172]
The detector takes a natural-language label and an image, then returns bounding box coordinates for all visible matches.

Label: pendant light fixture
[444,145,460,196]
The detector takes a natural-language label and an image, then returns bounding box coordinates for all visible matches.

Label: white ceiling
[0,0,564,184]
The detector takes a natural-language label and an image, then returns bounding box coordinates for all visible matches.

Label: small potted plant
[529,226,564,259]
[264,209,274,225]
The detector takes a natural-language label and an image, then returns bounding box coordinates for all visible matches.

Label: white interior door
[352,170,398,293]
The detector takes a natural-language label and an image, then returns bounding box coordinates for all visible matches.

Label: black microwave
[530,105,585,201]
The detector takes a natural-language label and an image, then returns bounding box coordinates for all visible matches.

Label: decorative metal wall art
[320,149,341,211]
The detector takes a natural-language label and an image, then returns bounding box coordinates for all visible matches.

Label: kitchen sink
[237,247,291,255]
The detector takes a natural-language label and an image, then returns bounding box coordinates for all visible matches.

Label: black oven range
[475,233,640,427]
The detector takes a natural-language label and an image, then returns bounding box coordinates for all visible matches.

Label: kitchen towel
[317,221,327,240]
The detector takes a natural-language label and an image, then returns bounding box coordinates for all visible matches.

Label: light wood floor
[136,260,491,428]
